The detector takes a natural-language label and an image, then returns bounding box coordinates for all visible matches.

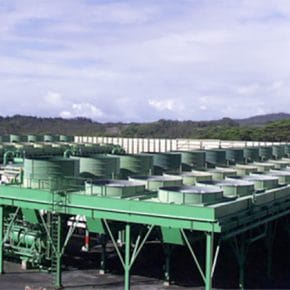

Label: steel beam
[211,242,221,278]
[265,221,277,279]
[231,235,247,290]
[205,231,214,290]
[181,229,205,283]
[103,219,125,268]
[0,186,220,232]
[0,206,3,274]
[103,221,153,290]
[163,244,173,286]
[55,214,63,289]
[124,224,131,290]
[100,242,107,274]
[130,225,154,268]
[39,213,57,255]
[2,207,20,245]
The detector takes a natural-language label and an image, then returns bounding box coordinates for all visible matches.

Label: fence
[74,136,284,154]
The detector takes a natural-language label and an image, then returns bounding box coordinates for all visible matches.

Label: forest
[0,113,290,141]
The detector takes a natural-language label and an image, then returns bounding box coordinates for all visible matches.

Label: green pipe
[63,149,75,158]
[205,232,213,290]
[124,224,131,290]
[3,151,15,166]
[0,206,3,274]
[20,169,24,185]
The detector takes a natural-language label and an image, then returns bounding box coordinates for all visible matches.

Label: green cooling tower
[23,157,79,190]
[119,154,153,179]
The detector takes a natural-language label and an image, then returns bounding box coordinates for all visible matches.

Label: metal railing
[74,136,286,154]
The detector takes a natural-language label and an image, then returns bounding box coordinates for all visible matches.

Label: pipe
[3,151,15,166]
[63,149,75,158]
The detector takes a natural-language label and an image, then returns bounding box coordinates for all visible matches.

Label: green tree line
[0,115,290,141]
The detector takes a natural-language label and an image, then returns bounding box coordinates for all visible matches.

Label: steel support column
[265,222,276,279]
[231,235,247,290]
[181,229,206,283]
[103,220,153,288]
[0,206,3,274]
[100,238,107,275]
[55,214,63,289]
[163,244,173,286]
[238,242,246,290]
[124,223,131,290]
[205,231,214,290]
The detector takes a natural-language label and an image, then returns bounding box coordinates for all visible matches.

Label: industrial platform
[1,135,290,290]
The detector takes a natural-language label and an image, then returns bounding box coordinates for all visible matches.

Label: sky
[1,0,290,122]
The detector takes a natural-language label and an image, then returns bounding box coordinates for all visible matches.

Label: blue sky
[1,0,290,122]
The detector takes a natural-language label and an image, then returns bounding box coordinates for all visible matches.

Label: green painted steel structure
[225,148,245,165]
[0,182,290,290]
[243,147,260,162]
[272,145,285,159]
[259,146,273,161]
[59,135,74,142]
[198,179,255,198]
[234,164,258,176]
[253,162,275,172]
[2,137,290,290]
[85,180,146,198]
[205,149,227,167]
[27,135,42,142]
[230,174,279,191]
[8,135,26,143]
[71,143,123,156]
[43,135,56,142]
[284,144,290,157]
[164,170,213,185]
[209,167,237,180]
[178,150,206,171]
[143,152,181,175]
[268,159,289,169]
[158,185,223,204]
[23,157,80,190]
[119,154,153,179]
[75,155,120,179]
[129,175,182,191]
[268,170,290,185]
[75,144,102,156]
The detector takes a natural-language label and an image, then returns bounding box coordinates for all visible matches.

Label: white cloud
[60,102,104,119]
[42,91,64,107]
[1,1,290,121]
[270,80,284,90]
[59,111,72,118]
[256,107,267,115]
[237,84,260,95]
[148,99,175,111]
[88,2,157,24]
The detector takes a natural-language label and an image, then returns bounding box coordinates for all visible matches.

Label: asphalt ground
[1,224,290,290]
